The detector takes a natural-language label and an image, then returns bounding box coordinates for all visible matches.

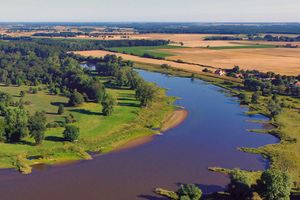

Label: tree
[177,184,202,200]
[135,81,156,107]
[267,100,282,117]
[20,91,25,97]
[63,125,80,142]
[238,93,249,105]
[0,118,5,142]
[28,111,47,145]
[68,90,84,107]
[228,170,252,199]
[4,108,28,143]
[261,169,291,200]
[101,94,116,116]
[251,92,260,104]
[57,104,64,115]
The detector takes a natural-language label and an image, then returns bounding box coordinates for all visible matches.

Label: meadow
[0,84,175,172]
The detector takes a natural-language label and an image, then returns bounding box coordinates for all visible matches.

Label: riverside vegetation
[123,61,300,199]
[0,39,176,173]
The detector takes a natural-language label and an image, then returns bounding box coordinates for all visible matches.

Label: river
[0,69,278,200]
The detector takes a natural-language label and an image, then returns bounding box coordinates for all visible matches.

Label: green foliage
[4,108,28,143]
[238,93,249,105]
[228,170,253,199]
[261,169,292,200]
[177,184,202,200]
[0,118,5,142]
[68,90,84,107]
[267,100,282,117]
[65,114,76,124]
[28,111,47,145]
[101,94,116,116]
[63,125,80,142]
[58,104,64,115]
[135,81,157,107]
[251,92,260,104]
[20,91,25,97]
[155,188,179,200]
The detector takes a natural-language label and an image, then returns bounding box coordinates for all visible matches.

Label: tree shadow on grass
[46,111,59,115]
[45,136,65,142]
[18,140,35,146]
[51,102,69,107]
[118,102,140,107]
[117,97,135,101]
[69,108,101,116]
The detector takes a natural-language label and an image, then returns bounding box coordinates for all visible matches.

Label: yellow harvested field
[75,50,208,73]
[165,48,300,75]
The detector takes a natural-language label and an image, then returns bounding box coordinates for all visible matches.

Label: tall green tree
[4,108,28,143]
[57,104,64,115]
[28,111,47,145]
[261,169,291,200]
[135,81,156,107]
[101,94,116,116]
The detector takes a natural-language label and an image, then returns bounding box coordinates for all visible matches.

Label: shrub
[261,169,291,200]
[68,90,84,107]
[57,104,64,115]
[63,125,80,142]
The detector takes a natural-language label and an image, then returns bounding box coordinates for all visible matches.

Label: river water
[0,70,278,200]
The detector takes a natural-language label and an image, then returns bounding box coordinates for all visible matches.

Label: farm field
[77,46,300,75]
[165,47,300,75]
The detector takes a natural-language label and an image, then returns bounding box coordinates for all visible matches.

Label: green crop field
[108,45,183,59]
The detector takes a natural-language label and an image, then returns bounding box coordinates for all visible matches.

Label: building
[214,69,226,76]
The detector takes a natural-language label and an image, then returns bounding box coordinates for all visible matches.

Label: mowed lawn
[108,45,183,59]
[0,85,154,168]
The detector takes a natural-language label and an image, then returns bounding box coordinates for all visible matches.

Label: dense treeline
[0,35,169,51]
[249,34,300,42]
[32,32,86,37]
[223,66,300,98]
[105,23,300,34]
[204,36,243,40]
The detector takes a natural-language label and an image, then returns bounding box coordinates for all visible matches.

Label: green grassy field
[0,84,175,172]
[108,45,183,59]
[207,44,276,50]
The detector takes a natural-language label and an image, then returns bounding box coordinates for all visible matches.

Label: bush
[65,114,76,124]
[101,94,116,116]
[57,104,64,115]
[63,125,80,142]
[68,90,84,107]
[177,184,202,200]
[261,169,291,200]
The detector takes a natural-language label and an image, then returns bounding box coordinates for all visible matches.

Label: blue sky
[0,0,299,22]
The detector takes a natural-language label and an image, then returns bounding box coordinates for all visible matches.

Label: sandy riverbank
[114,109,188,152]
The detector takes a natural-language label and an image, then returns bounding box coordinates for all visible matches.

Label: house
[295,81,300,86]
[214,69,226,76]
[235,73,244,79]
